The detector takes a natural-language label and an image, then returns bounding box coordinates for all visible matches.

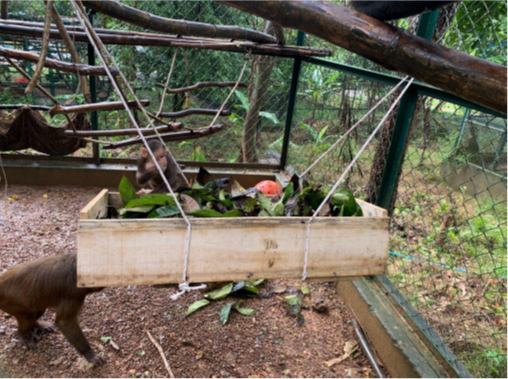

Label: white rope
[301,78,415,280]
[74,0,190,187]
[207,58,249,128]
[71,1,201,297]
[300,76,409,177]
[156,49,178,117]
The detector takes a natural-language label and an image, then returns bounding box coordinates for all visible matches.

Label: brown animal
[136,140,184,194]
[0,253,105,366]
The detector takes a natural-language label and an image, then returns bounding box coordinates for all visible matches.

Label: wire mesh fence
[290,1,507,377]
[388,100,507,378]
[0,0,296,165]
[0,0,506,377]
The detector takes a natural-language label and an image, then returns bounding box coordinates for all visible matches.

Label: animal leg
[56,300,105,366]
[15,313,39,350]
[32,310,56,334]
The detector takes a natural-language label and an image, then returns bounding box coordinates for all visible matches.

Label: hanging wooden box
[77,180,389,287]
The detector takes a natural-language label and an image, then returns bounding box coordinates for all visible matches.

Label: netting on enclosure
[0,0,298,165]
[451,111,507,177]
[0,1,506,377]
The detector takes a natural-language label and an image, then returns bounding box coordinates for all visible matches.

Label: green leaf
[205,283,234,300]
[317,125,329,141]
[219,188,226,201]
[222,210,243,218]
[241,286,259,296]
[125,194,175,208]
[273,202,284,217]
[285,294,300,306]
[186,299,210,316]
[301,286,310,295]
[259,111,280,125]
[285,294,304,325]
[234,90,250,111]
[331,189,363,217]
[192,147,207,162]
[101,337,112,342]
[331,191,349,205]
[258,209,271,217]
[282,182,294,204]
[258,193,272,211]
[313,68,323,87]
[147,205,180,218]
[307,191,326,210]
[122,205,155,214]
[119,176,137,206]
[220,199,234,209]
[220,303,233,325]
[241,198,257,213]
[187,209,223,218]
[245,279,265,287]
[301,123,319,141]
[234,300,256,316]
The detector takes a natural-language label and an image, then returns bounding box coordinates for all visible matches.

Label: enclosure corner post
[87,8,100,165]
[280,31,305,169]
[375,11,439,213]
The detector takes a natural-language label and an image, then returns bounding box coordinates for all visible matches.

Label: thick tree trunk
[219,0,506,115]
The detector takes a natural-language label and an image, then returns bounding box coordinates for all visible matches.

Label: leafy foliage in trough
[116,167,363,219]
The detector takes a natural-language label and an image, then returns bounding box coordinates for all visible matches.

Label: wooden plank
[357,199,388,217]
[77,216,389,287]
[79,189,109,220]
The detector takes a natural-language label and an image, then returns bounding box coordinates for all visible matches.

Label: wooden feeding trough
[77,172,389,287]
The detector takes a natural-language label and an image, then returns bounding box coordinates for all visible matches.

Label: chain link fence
[0,0,296,165]
[291,1,507,377]
[0,1,506,377]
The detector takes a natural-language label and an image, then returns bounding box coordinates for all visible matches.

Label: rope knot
[169,282,207,301]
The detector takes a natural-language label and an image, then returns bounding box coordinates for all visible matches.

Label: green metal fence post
[375,10,439,211]
[87,8,100,165]
[280,31,305,168]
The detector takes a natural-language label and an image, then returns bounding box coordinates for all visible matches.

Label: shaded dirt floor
[0,185,375,378]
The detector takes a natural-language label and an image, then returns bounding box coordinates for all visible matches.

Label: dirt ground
[0,185,374,378]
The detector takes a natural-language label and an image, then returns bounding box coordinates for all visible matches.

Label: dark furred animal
[350,1,458,21]
[136,139,184,194]
[0,253,105,366]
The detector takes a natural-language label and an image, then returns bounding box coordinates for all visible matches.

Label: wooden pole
[64,124,181,137]
[48,100,150,117]
[0,22,331,58]
[81,0,276,44]
[155,81,247,94]
[102,124,223,149]
[157,108,231,119]
[219,0,507,115]
[1,0,7,19]
[0,46,119,76]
